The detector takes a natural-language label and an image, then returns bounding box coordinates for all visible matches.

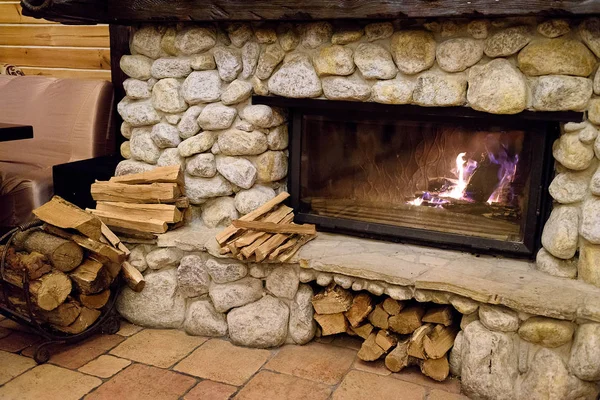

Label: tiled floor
[0,316,467,400]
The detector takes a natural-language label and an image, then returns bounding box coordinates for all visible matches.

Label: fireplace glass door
[291,107,551,257]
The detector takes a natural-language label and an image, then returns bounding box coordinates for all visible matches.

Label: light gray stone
[590,99,600,126]
[289,284,316,345]
[581,198,600,244]
[538,19,571,38]
[184,299,228,337]
[252,151,288,182]
[255,43,285,80]
[130,129,161,164]
[569,323,600,381]
[239,41,260,79]
[313,45,355,77]
[118,98,161,127]
[461,321,518,400]
[331,25,363,45]
[179,131,216,158]
[461,312,480,330]
[181,71,222,104]
[317,273,334,286]
[227,295,289,348]
[218,129,268,156]
[157,148,185,167]
[197,103,237,130]
[241,105,285,128]
[579,241,600,288]
[267,125,288,150]
[467,59,528,115]
[367,282,385,296]
[216,156,257,189]
[152,78,187,113]
[372,76,415,104]
[595,69,600,95]
[123,78,151,99]
[201,197,239,228]
[248,263,277,279]
[186,153,216,177]
[541,205,579,259]
[518,39,596,77]
[534,75,593,110]
[579,125,599,145]
[450,295,479,314]
[353,43,396,80]
[121,55,154,80]
[564,121,589,132]
[117,269,185,328]
[185,174,234,203]
[151,57,192,79]
[268,55,322,98]
[177,255,211,298]
[178,106,203,139]
[205,258,247,284]
[175,27,216,55]
[115,160,155,176]
[390,30,436,75]
[165,114,181,124]
[333,275,353,289]
[436,38,484,73]
[151,123,181,148]
[227,23,254,48]
[209,277,263,312]
[221,80,253,105]
[132,26,163,59]
[591,166,600,195]
[518,316,575,348]
[549,170,589,204]
[479,304,519,332]
[468,20,490,39]
[277,23,300,51]
[553,133,594,170]
[234,185,276,214]
[535,248,578,279]
[580,18,600,57]
[266,266,299,299]
[213,47,241,82]
[412,71,467,107]
[298,269,316,284]
[146,247,183,270]
[190,52,215,70]
[322,76,371,101]
[449,330,463,376]
[484,26,531,57]
[365,22,394,42]
[235,119,255,132]
[301,21,332,49]
[129,245,149,273]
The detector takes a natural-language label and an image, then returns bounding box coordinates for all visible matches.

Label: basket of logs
[0,197,144,363]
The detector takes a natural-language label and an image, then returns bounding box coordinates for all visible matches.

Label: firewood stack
[0,196,145,334]
[86,165,189,237]
[216,192,317,262]
[312,284,459,381]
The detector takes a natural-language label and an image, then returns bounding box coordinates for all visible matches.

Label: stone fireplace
[22,1,600,397]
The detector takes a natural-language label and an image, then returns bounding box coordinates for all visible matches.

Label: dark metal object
[0,220,121,364]
[0,123,34,142]
[254,96,558,259]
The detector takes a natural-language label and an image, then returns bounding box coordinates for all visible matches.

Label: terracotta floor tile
[110,329,207,368]
[353,359,392,376]
[332,370,426,400]
[79,355,132,378]
[0,364,102,400]
[392,366,461,394]
[331,334,364,350]
[235,370,332,400]
[21,334,125,369]
[264,342,356,385]
[116,321,144,337]
[85,363,196,400]
[0,318,33,332]
[428,389,469,400]
[174,339,271,386]
[315,335,335,344]
[0,350,36,385]
[184,380,238,400]
[0,330,40,353]
[0,326,10,339]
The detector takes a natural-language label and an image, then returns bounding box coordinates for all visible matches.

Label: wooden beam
[21,0,600,24]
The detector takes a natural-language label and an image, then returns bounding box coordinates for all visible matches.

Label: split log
[420,355,450,382]
[40,300,82,327]
[375,330,398,351]
[14,230,83,272]
[350,323,374,340]
[1,246,51,279]
[122,261,145,292]
[389,305,425,334]
[91,181,181,203]
[69,259,111,295]
[423,325,460,360]
[231,220,316,235]
[407,324,434,359]
[87,209,168,234]
[314,313,348,336]
[382,298,404,316]
[52,307,101,334]
[2,269,72,311]
[79,290,111,309]
[234,206,293,247]
[109,165,183,185]
[96,202,183,223]
[312,284,353,314]
[268,236,297,260]
[239,234,271,259]
[422,306,454,327]
[358,331,385,361]
[344,292,374,327]
[99,222,130,256]
[385,339,413,372]
[33,195,102,240]
[368,304,390,330]
[277,234,316,262]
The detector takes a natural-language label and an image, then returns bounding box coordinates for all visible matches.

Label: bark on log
[3,269,72,311]
[1,246,51,280]
[385,339,412,373]
[14,230,83,272]
[69,259,111,295]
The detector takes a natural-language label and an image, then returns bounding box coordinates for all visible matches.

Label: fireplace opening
[255,97,581,258]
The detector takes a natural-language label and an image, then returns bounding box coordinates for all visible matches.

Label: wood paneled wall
[0,1,111,80]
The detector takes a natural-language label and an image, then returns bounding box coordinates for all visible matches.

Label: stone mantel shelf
[158,226,600,324]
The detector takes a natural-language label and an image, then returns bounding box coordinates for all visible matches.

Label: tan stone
[371,76,415,104]
[184,380,238,400]
[579,18,600,58]
[532,75,592,112]
[313,45,355,77]
[518,39,596,77]
[436,38,484,73]
[537,19,571,38]
[468,20,490,39]
[236,370,331,400]
[331,25,363,45]
[552,133,594,171]
[518,316,575,347]
[78,355,132,378]
[412,71,467,107]
[365,22,394,42]
[579,241,600,288]
[484,26,531,57]
[588,98,600,125]
[0,350,36,385]
[541,205,579,260]
[265,342,356,385]
[390,30,436,75]
[110,329,207,368]
[333,370,426,400]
